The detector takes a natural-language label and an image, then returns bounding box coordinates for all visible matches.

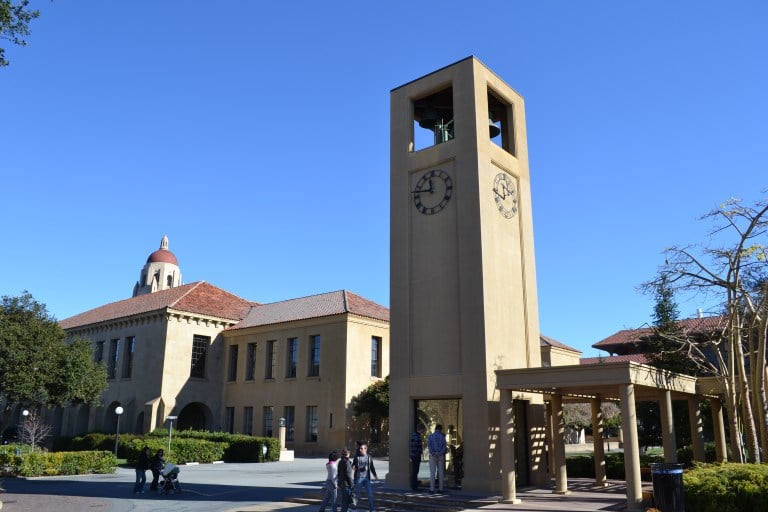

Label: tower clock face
[493,172,518,218]
[412,168,453,215]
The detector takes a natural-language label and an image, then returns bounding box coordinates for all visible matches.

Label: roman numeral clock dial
[412,169,453,215]
[493,172,518,218]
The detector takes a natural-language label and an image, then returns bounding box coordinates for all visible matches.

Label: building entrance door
[415,398,463,488]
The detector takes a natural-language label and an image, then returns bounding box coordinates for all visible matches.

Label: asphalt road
[1,457,388,512]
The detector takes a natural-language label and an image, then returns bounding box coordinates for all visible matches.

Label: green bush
[684,463,768,512]
[70,429,280,465]
[676,442,719,466]
[0,449,116,477]
[566,451,664,479]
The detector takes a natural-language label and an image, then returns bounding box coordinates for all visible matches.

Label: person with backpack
[337,448,354,512]
[351,441,377,512]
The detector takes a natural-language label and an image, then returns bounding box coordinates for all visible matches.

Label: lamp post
[166,415,178,455]
[114,406,124,456]
[20,409,29,446]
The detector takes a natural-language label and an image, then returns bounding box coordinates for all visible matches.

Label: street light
[20,409,29,446]
[166,415,178,454]
[114,406,124,456]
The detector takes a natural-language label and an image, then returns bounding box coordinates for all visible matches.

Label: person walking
[337,448,354,512]
[318,451,340,512]
[409,425,425,491]
[427,424,447,493]
[149,448,165,491]
[352,441,378,512]
[133,446,151,494]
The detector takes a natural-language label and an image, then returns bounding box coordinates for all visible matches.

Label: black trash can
[650,463,685,512]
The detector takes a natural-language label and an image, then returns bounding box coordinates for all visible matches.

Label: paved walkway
[1,458,633,512]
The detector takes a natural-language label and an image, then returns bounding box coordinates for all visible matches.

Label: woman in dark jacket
[149,448,165,491]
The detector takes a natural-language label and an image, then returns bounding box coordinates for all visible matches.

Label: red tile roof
[540,335,581,353]
[592,316,725,351]
[580,354,649,365]
[59,282,253,329]
[231,290,389,330]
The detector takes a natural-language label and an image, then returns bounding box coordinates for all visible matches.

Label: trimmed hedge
[684,463,768,512]
[0,447,116,477]
[70,429,281,464]
[566,452,663,479]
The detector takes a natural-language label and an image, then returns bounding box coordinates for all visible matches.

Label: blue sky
[2,1,766,356]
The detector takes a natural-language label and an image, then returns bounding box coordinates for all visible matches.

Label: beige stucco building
[57,236,389,455]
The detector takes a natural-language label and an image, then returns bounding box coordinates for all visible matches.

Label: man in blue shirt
[427,424,447,493]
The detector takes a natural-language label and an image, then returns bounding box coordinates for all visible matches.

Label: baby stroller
[159,463,182,495]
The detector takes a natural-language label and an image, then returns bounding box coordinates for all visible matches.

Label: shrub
[684,463,768,512]
[0,449,116,477]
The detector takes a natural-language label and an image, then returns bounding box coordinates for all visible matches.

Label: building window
[306,405,318,442]
[308,335,320,377]
[191,335,210,378]
[286,338,298,378]
[227,345,238,382]
[107,339,119,379]
[263,406,274,437]
[246,342,257,381]
[121,336,135,378]
[371,336,382,377]
[94,341,105,363]
[243,406,254,435]
[265,340,276,380]
[283,406,295,442]
[225,407,235,434]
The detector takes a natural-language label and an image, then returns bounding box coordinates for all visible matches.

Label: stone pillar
[499,389,520,504]
[591,397,607,486]
[551,393,569,494]
[688,397,706,462]
[710,397,727,462]
[620,384,643,511]
[659,390,677,462]
[546,400,555,479]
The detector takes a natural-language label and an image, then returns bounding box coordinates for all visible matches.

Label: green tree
[642,273,700,375]
[0,0,40,67]
[351,375,389,442]
[0,292,107,434]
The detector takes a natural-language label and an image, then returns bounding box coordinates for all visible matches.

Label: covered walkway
[496,361,726,511]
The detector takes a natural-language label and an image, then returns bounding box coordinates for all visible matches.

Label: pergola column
[710,397,727,462]
[620,383,643,511]
[591,397,607,486]
[550,392,569,494]
[499,389,520,504]
[688,396,706,462]
[659,389,677,462]
[546,400,555,479]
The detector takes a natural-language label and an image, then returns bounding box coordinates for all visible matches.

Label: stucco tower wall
[389,57,541,493]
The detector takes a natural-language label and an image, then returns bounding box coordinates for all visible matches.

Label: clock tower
[388,57,546,493]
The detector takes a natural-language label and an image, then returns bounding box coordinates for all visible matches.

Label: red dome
[147,249,178,265]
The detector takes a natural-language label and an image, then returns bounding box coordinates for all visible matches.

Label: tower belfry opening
[412,83,515,152]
